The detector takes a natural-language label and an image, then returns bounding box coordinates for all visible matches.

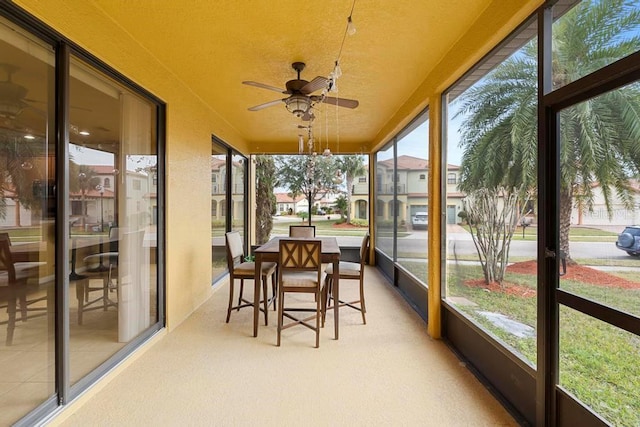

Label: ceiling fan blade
[300,76,328,94]
[25,98,92,112]
[248,99,284,111]
[242,81,286,94]
[321,96,359,109]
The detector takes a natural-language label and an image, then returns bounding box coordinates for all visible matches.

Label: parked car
[615,225,640,256]
[412,212,428,230]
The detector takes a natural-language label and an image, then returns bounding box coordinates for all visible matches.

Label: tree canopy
[455,0,640,260]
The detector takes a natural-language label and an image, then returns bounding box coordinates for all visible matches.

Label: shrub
[350,218,369,227]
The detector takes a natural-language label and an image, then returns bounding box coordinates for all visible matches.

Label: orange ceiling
[13,0,541,153]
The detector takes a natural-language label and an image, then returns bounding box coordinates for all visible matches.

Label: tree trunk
[559,186,573,264]
[345,176,353,224]
[465,187,524,287]
[15,200,21,227]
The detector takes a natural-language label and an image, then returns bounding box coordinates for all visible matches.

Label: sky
[70,143,156,172]
[376,108,464,166]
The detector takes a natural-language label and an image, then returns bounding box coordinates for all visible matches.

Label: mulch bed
[331,222,368,228]
[464,260,640,296]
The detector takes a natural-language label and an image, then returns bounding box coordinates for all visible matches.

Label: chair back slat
[289,225,316,238]
[279,239,321,271]
[225,231,245,268]
[359,232,370,265]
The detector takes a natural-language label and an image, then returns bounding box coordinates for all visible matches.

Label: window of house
[375,144,395,260]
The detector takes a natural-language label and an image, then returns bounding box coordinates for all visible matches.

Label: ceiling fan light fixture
[0,100,25,119]
[285,94,310,117]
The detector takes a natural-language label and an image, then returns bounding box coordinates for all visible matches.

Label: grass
[446,263,640,427]
[270,217,369,237]
[461,225,618,242]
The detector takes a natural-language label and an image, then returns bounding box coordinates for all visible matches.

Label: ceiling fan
[242,62,359,120]
[0,63,31,120]
[0,63,92,123]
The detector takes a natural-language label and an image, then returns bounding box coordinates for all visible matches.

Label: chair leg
[102,276,109,311]
[315,289,320,348]
[271,272,277,311]
[226,277,235,323]
[262,276,268,326]
[237,279,244,311]
[360,277,366,324]
[321,276,330,327]
[6,289,17,346]
[277,286,284,347]
[76,279,85,325]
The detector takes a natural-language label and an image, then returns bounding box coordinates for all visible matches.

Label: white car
[412,212,428,230]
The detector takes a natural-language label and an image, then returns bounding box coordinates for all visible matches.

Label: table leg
[87,240,109,272]
[69,239,87,280]
[333,258,339,340]
[253,253,261,337]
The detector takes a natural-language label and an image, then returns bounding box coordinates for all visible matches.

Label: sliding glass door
[0,7,164,424]
[0,16,56,425]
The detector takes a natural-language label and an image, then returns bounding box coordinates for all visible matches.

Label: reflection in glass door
[0,17,56,425]
[68,56,158,386]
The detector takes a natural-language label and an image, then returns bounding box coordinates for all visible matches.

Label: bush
[350,218,369,227]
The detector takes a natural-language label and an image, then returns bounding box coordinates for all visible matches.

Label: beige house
[572,180,640,226]
[368,155,465,225]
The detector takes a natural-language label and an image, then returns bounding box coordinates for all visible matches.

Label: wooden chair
[77,227,122,325]
[225,231,277,325]
[277,239,325,348]
[289,225,316,238]
[323,232,369,325]
[0,233,47,345]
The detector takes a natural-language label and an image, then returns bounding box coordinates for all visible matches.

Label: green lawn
[447,263,640,427]
[271,218,369,237]
[461,225,618,242]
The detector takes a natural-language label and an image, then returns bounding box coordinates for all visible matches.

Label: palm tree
[0,132,42,222]
[336,155,366,224]
[70,163,100,228]
[455,0,640,261]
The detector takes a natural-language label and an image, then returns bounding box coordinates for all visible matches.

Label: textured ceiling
[84,0,496,152]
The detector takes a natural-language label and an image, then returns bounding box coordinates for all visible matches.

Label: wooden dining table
[253,236,341,340]
[9,241,47,263]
